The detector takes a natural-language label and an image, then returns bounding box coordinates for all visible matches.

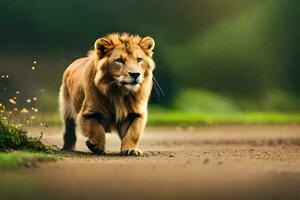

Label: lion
[59,33,155,156]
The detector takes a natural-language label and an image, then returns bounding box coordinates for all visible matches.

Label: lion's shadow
[58,150,124,157]
[56,149,171,158]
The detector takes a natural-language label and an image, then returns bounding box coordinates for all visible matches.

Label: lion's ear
[94,37,113,58]
[140,36,155,57]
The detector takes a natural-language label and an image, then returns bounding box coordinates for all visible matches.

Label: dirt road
[1,125,300,200]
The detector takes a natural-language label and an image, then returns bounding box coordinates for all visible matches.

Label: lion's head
[92,33,155,94]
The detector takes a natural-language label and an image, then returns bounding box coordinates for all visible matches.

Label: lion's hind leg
[59,84,77,150]
[62,117,76,150]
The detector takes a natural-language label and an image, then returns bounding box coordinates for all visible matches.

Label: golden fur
[59,33,155,155]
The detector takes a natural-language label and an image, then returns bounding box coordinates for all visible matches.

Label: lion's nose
[128,72,140,79]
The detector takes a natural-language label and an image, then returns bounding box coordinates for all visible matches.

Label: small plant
[0,61,50,152]
[0,114,47,151]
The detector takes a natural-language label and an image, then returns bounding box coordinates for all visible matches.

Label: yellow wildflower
[20,108,29,114]
[9,99,16,104]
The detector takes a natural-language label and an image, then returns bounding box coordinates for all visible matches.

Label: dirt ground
[1,125,300,200]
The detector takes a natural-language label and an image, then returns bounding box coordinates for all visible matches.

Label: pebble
[203,158,209,164]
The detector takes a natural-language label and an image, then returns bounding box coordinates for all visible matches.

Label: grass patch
[39,111,300,126]
[148,111,300,125]
[0,151,59,169]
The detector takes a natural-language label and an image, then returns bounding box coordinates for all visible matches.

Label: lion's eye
[115,58,124,64]
[137,57,143,63]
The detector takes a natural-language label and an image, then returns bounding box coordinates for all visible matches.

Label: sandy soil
[1,125,300,200]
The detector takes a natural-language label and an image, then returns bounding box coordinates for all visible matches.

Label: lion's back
[60,57,90,116]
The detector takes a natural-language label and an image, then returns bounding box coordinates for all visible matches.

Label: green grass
[0,151,59,169]
[148,111,300,125]
[39,111,300,126]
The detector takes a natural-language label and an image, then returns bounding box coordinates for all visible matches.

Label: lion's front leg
[78,114,106,155]
[120,114,146,156]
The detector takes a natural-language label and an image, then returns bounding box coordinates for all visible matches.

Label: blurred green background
[0,0,300,125]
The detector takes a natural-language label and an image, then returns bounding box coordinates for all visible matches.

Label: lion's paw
[86,140,105,155]
[120,149,143,156]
